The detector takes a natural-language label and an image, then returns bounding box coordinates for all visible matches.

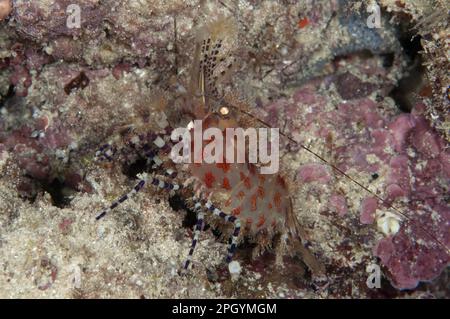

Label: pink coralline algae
[262,77,449,290]
[298,163,331,184]
[0,115,76,195]
[360,197,378,225]
[328,194,348,217]
[1,43,52,97]
[372,108,449,289]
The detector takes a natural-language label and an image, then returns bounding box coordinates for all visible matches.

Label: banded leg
[182,201,205,271]
[95,173,181,220]
[142,137,167,168]
[204,200,242,263]
[162,168,178,180]
[141,144,162,168]
[95,143,117,162]
[98,129,173,167]
[95,177,147,220]
[149,175,181,192]
[138,131,175,169]
[139,132,178,173]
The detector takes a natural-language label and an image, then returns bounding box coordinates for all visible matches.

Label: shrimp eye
[219,106,230,116]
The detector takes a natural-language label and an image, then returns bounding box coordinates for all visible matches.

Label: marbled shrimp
[92,17,448,285]
[93,17,324,276]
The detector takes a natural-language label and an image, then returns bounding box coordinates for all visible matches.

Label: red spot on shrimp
[244,178,251,188]
[246,217,253,225]
[274,192,282,209]
[222,177,231,190]
[256,215,266,227]
[204,172,216,188]
[251,193,258,211]
[258,175,266,184]
[276,176,287,189]
[232,207,242,216]
[240,172,251,188]
[237,191,246,200]
[257,186,265,198]
[216,162,231,173]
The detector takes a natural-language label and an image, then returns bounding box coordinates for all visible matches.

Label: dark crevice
[389,31,425,113]
[399,33,422,61]
[0,84,15,109]
[168,194,197,229]
[122,158,148,179]
[40,178,75,208]
[380,53,395,68]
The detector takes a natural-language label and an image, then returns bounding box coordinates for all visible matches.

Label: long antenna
[194,10,449,255]
[231,105,450,254]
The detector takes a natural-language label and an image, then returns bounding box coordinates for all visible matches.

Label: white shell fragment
[376,211,402,236]
[228,261,242,281]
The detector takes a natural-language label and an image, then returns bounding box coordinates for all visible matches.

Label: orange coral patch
[204,172,216,188]
[222,177,231,190]
[268,202,273,210]
[246,217,253,225]
[256,215,266,227]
